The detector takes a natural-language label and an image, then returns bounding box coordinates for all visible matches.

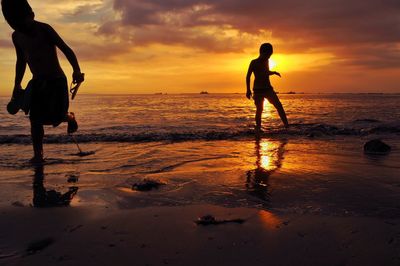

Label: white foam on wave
[0,121,399,144]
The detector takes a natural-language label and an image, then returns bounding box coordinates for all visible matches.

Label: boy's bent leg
[254,95,264,130]
[30,120,44,162]
[267,92,289,127]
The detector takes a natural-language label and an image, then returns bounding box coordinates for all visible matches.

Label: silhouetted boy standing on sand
[246,43,288,130]
[2,0,84,163]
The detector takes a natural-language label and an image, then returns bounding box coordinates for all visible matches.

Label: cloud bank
[91,0,400,68]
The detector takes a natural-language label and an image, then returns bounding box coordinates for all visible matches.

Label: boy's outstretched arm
[246,62,253,99]
[45,24,84,84]
[269,71,281,77]
[12,33,26,97]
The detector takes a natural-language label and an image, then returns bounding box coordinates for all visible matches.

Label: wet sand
[0,138,399,265]
[1,204,400,266]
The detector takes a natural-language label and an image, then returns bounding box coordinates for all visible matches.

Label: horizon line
[1,91,400,97]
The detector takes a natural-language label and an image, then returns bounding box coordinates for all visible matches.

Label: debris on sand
[76,151,96,157]
[132,179,166,191]
[364,139,391,155]
[26,238,55,255]
[195,215,246,226]
[67,174,79,183]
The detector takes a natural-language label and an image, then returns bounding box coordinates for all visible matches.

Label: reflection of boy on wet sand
[246,139,287,201]
[1,0,84,163]
[33,165,78,207]
[246,43,289,130]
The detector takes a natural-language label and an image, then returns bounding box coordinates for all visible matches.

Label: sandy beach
[2,204,400,266]
[1,136,399,265]
[1,91,399,266]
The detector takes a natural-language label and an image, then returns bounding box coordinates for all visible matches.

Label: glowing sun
[269,58,277,70]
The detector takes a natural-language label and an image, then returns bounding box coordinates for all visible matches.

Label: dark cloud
[69,41,131,61]
[332,44,400,69]
[100,0,400,68]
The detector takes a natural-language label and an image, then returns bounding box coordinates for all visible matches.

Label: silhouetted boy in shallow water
[246,43,288,130]
[2,0,84,163]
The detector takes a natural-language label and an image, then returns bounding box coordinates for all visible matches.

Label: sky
[0,0,399,95]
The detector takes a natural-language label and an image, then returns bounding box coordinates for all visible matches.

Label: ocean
[0,93,399,216]
[1,93,399,143]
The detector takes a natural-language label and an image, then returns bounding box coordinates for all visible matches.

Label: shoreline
[0,138,399,214]
[0,138,399,265]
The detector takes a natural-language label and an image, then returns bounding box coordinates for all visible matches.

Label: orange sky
[0,0,399,95]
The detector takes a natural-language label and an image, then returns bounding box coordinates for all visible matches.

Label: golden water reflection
[263,97,272,117]
[246,138,287,201]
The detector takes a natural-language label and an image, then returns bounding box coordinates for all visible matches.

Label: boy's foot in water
[284,122,289,129]
[67,112,78,134]
[30,156,45,164]
[254,126,263,138]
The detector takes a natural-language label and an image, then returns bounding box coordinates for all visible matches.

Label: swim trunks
[253,87,281,107]
[27,76,69,126]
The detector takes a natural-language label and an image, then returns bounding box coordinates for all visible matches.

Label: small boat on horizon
[200,91,209,94]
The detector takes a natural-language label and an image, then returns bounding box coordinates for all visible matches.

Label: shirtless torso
[12,21,64,79]
[249,58,272,91]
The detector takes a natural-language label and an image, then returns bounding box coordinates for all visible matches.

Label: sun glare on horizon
[269,58,277,70]
[268,58,277,70]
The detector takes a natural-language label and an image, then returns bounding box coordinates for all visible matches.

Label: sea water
[0,93,399,142]
[0,93,399,216]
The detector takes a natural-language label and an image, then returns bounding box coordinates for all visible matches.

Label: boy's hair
[1,0,33,25]
[259,43,273,55]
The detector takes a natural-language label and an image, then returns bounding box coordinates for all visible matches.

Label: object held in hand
[7,98,21,115]
[70,73,85,100]
[7,87,25,115]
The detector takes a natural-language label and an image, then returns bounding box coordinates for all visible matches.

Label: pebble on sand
[132,179,166,191]
[363,139,391,154]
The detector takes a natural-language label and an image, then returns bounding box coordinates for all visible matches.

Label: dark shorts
[253,89,282,107]
[28,76,69,126]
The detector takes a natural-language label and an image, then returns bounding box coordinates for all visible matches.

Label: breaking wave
[0,122,399,144]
